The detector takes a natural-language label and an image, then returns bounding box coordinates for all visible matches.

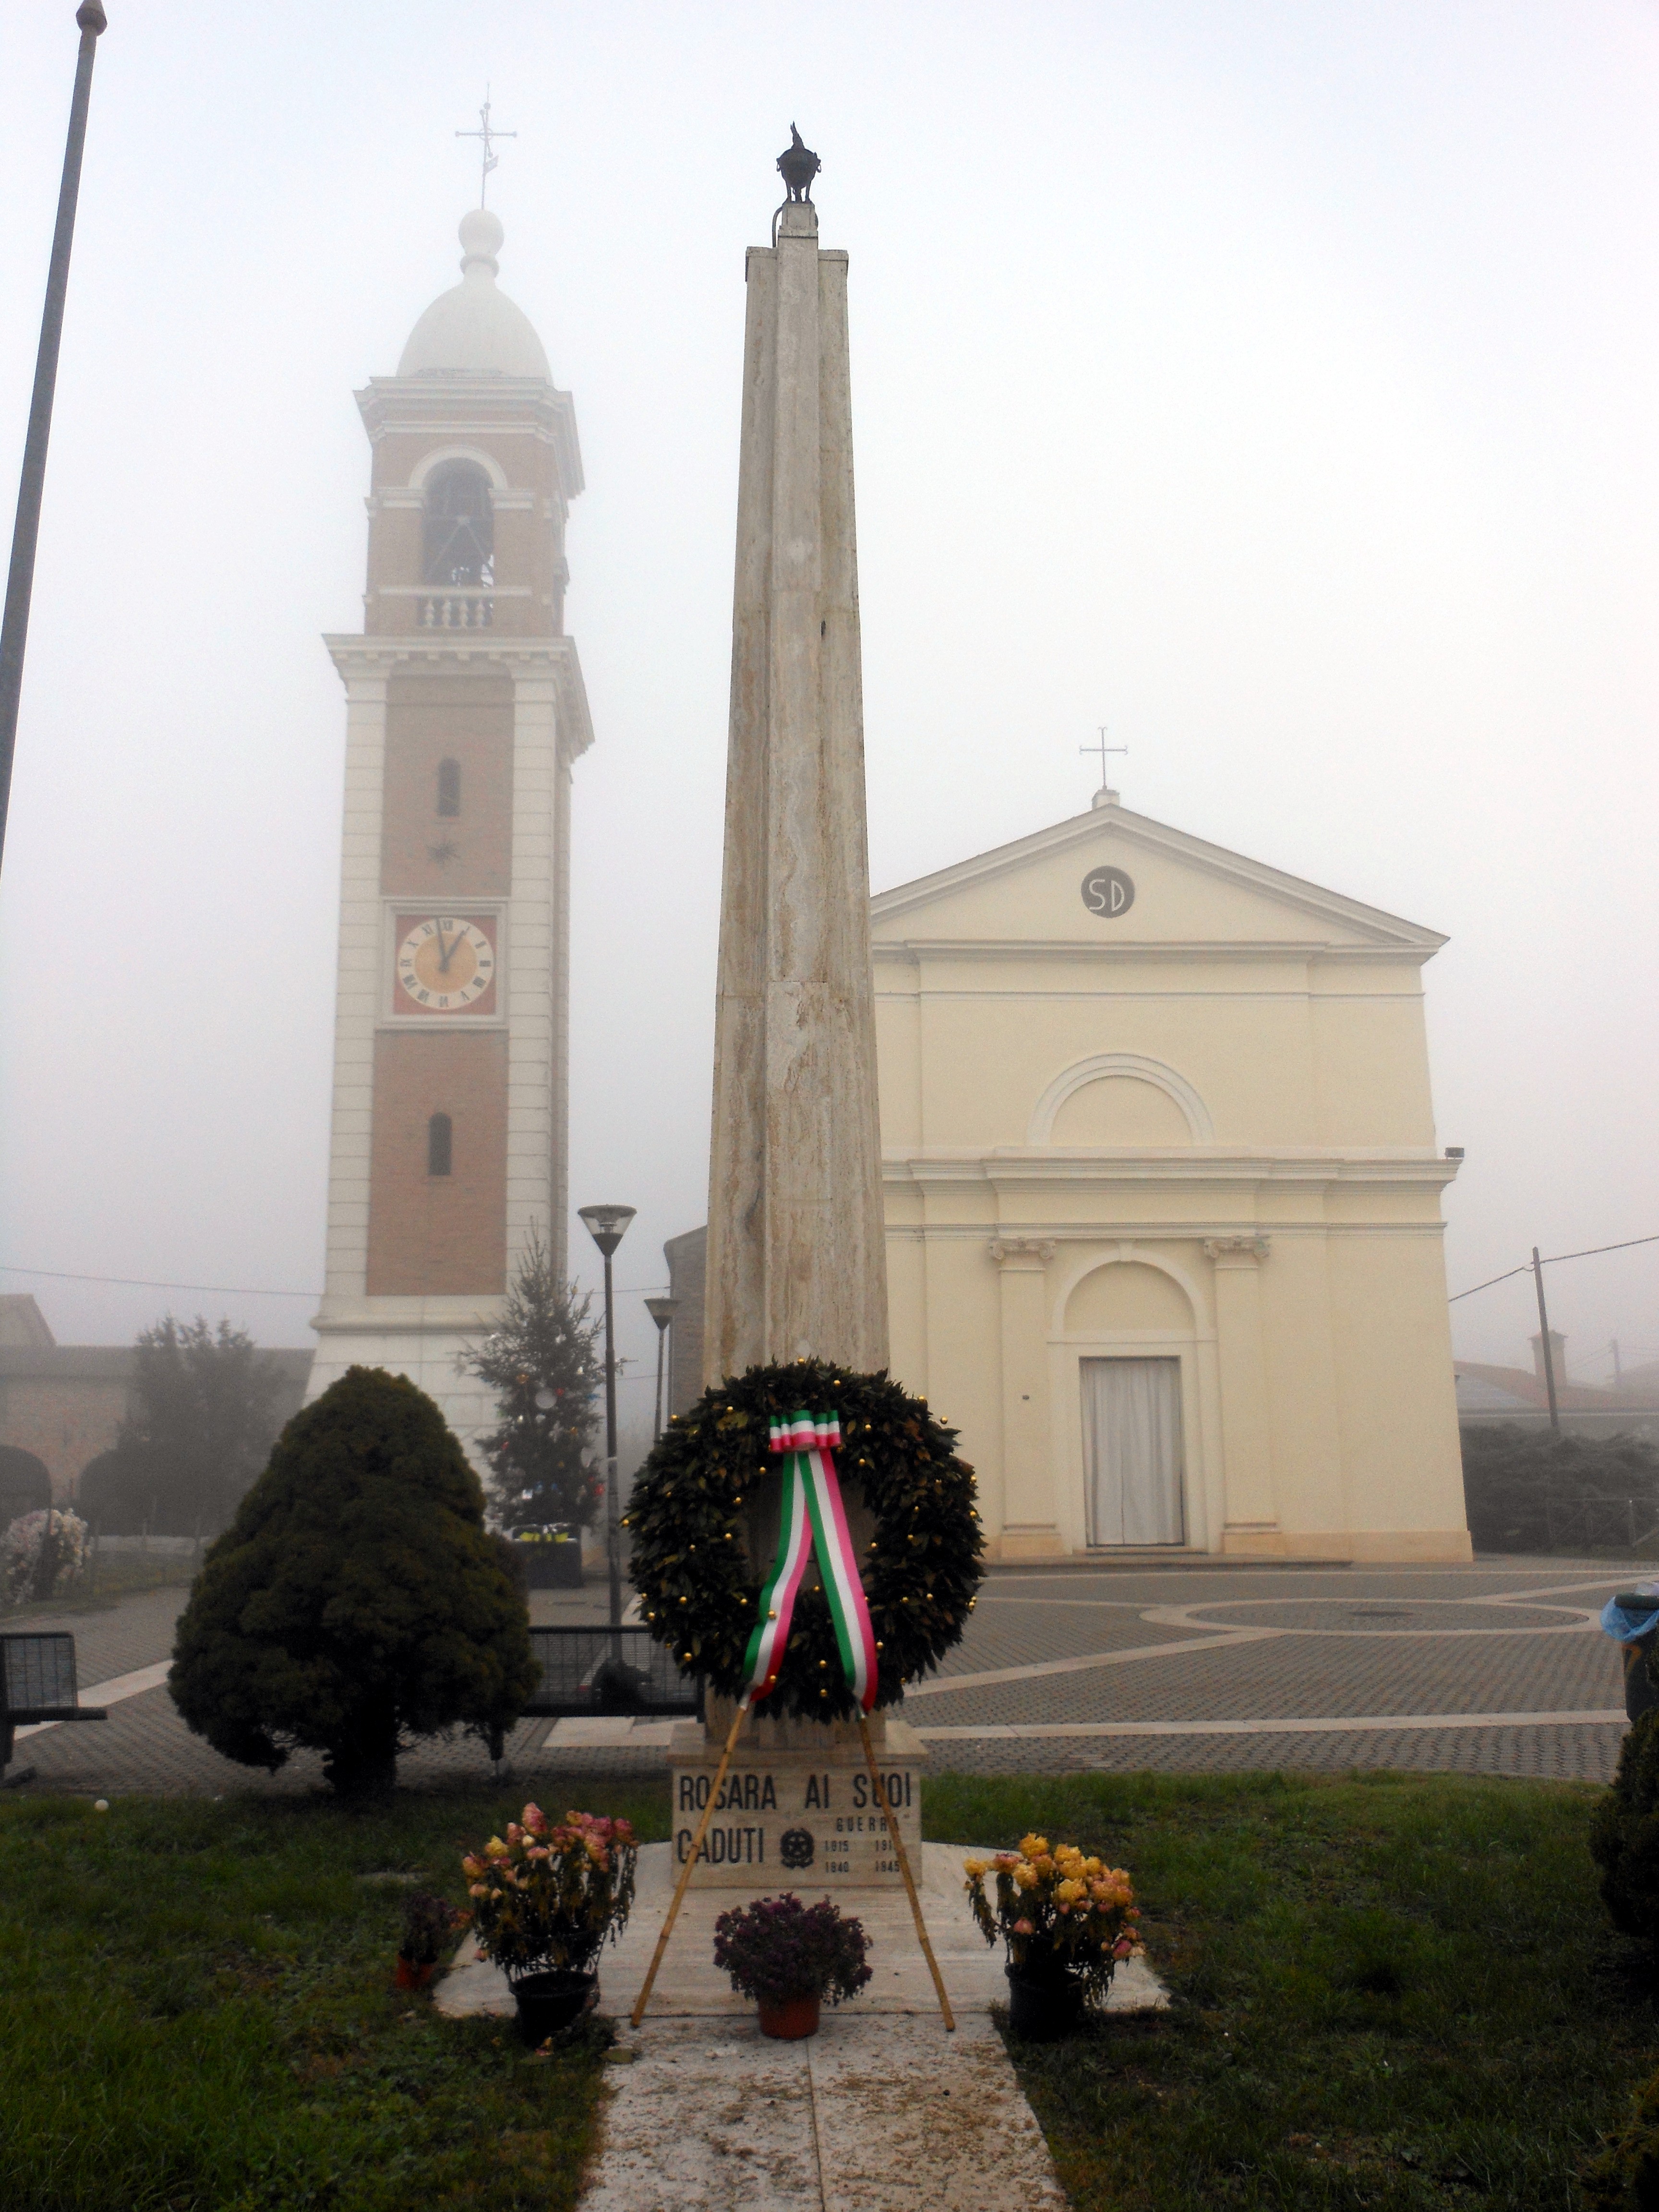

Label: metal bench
[521,1625,701,1721]
[1,1633,108,1787]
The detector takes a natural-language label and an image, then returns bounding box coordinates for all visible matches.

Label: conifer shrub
[1591,1707,1659,1942]
[460,1226,602,1534]
[168,1367,537,1793]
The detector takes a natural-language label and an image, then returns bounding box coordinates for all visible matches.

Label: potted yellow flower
[463,1805,637,2040]
[964,1833,1142,2041]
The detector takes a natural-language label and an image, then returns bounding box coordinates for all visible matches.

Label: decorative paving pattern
[1,1560,1640,1795]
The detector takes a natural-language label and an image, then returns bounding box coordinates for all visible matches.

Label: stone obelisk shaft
[704,200,889,1382]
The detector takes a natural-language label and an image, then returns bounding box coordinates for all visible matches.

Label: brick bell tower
[306,207,593,1448]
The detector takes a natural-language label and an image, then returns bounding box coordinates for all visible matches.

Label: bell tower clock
[306,207,593,1448]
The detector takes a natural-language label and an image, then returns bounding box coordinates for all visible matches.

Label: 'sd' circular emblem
[780,1828,816,1870]
[1081,865,1135,919]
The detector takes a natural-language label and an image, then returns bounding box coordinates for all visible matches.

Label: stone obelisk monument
[703,145,889,1383]
[661,138,926,1904]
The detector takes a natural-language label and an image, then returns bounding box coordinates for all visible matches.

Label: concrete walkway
[439,1842,1165,2209]
[580,2013,1067,2212]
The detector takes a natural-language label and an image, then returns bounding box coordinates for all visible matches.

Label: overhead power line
[1449,1231,1659,1304]
[1,1263,318,1298]
[1,1263,673,1301]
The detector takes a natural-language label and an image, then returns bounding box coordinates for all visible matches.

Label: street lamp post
[0,3,109,873]
[577,1203,636,1637]
[644,1295,679,1442]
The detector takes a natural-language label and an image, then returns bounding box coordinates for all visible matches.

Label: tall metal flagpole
[0,3,108,874]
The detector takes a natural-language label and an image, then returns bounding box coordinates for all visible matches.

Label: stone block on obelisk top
[703,194,889,1384]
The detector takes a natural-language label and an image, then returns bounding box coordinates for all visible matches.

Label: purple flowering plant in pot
[712,1893,873,2040]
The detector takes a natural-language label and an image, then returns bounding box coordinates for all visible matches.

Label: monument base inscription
[668,1701,927,1888]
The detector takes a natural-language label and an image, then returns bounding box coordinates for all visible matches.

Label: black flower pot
[1006,1960,1085,2042]
[510,1968,598,2041]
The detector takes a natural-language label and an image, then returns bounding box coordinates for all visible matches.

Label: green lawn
[0,1784,670,2212]
[928,1771,1658,2211]
[3,1771,1652,2210]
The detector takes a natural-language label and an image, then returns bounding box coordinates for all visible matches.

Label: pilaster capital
[1203,1235,1271,1265]
[987,1238,1057,1267]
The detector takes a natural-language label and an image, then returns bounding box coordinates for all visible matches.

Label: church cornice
[880,1147,1461,1190]
[872,938,1435,969]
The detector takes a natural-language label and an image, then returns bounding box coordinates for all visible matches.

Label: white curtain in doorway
[1082,1358,1185,1547]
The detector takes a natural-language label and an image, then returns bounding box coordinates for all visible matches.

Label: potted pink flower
[964,1834,1142,2040]
[463,1805,637,2040]
[711,1894,872,2040]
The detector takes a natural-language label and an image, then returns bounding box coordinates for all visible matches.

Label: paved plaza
[4,1559,1635,1798]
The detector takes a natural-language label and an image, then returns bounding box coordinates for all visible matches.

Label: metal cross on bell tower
[456,91,517,206]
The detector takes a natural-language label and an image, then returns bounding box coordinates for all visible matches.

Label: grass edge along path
[926,1771,1659,2212]
[4,1771,1657,2209]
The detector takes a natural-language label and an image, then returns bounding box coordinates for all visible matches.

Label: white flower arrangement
[1,1508,90,1609]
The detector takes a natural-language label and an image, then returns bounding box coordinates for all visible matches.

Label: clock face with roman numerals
[395,915,495,1011]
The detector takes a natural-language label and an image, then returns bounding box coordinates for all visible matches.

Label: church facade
[872,790,1471,1563]
[306,209,593,1446]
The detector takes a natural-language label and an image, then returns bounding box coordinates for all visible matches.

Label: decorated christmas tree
[461,1225,602,1533]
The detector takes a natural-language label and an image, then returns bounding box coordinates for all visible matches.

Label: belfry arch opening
[422,462,494,587]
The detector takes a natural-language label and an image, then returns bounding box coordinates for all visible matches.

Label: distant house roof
[0,1295,55,1349]
[1454,1359,1659,1417]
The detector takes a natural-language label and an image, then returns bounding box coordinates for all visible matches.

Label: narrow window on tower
[428,1113,453,1178]
[437,757,461,817]
[422,462,494,586]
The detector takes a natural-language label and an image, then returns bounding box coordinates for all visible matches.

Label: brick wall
[381,670,514,900]
[366,1030,509,1295]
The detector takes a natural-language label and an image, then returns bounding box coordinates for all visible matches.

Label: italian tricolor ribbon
[741,1410,879,1714]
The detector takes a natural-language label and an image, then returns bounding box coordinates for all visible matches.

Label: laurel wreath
[624,1358,985,1721]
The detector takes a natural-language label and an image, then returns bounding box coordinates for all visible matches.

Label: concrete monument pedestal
[668,1701,926,1888]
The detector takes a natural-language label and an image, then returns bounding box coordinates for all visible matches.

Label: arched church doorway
[1080,1359,1184,1546]
[1060,1258,1198,1550]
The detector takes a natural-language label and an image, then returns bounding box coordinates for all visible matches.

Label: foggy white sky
[2,0,1658,1413]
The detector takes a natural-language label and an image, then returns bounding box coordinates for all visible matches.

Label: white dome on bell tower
[397,208,552,380]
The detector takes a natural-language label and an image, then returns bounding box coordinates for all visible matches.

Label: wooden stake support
[630,1695,749,2027]
[857,1712,955,2032]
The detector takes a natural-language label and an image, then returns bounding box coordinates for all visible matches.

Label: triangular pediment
[869,802,1446,955]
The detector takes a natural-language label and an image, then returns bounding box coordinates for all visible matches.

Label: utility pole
[1613,1337,1623,1389]
[0,4,108,872]
[1532,1246,1561,1432]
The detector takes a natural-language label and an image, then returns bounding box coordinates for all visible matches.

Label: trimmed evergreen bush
[168,1367,537,1793]
[1591,1706,1659,1941]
